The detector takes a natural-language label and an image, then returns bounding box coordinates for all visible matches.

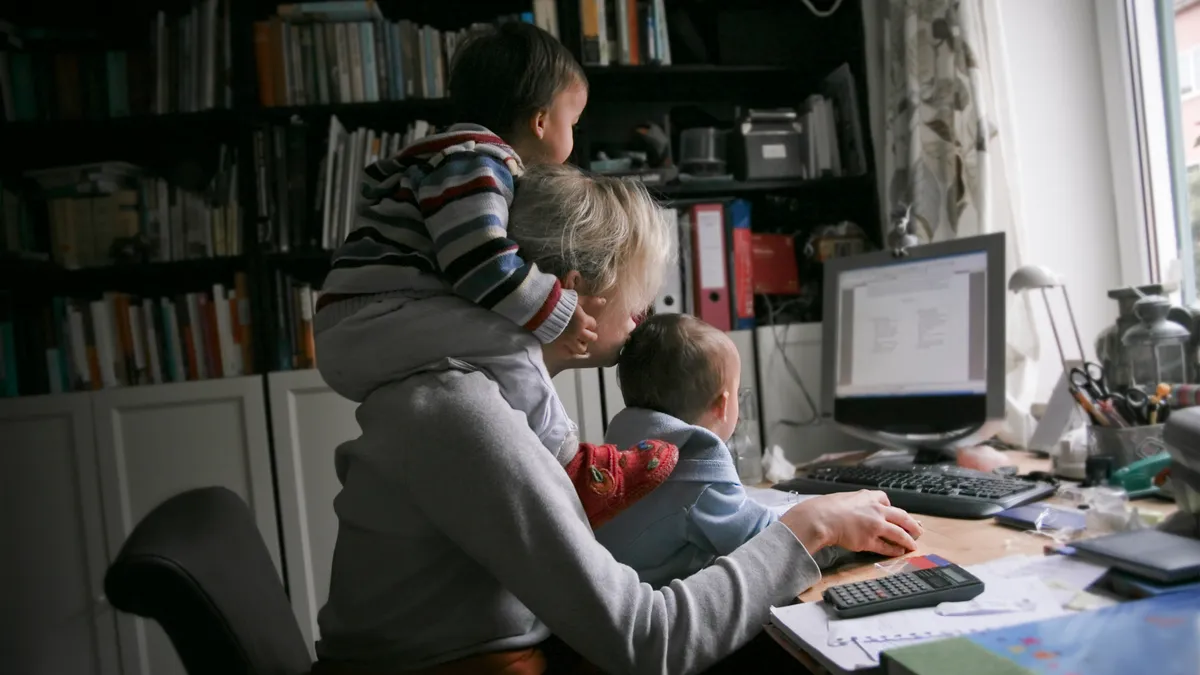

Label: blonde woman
[313,165,922,674]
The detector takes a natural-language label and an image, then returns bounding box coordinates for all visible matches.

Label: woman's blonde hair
[508,164,671,319]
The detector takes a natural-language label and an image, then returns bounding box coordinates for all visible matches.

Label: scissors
[1069,362,1112,401]
[1114,385,1150,426]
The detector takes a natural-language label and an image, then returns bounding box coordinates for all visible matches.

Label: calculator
[822,564,985,619]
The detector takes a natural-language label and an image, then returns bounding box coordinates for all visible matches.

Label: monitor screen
[834,251,988,400]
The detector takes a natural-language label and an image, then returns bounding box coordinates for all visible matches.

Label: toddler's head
[617,314,742,441]
[449,22,587,165]
[507,164,670,366]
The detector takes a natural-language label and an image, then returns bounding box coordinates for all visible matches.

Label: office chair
[104,487,312,675]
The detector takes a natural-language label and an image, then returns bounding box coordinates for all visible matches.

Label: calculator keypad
[824,564,984,619]
[828,572,933,607]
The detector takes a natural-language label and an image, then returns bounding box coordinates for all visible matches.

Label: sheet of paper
[770,603,880,672]
[745,485,816,516]
[985,554,1109,591]
[974,554,1110,606]
[852,635,931,662]
[826,576,1068,646]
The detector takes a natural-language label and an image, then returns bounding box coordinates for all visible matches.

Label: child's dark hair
[617,314,730,423]
[449,21,587,135]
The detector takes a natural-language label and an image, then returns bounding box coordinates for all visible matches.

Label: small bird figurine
[887,204,920,257]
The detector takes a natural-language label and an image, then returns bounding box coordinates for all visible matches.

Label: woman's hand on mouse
[780,490,922,559]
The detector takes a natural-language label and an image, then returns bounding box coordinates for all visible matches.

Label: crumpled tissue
[762,445,797,484]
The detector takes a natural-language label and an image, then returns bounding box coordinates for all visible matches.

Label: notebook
[1069,529,1200,584]
[880,587,1200,674]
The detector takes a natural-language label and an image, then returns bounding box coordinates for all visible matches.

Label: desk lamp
[1009,265,1087,461]
[1008,265,1086,372]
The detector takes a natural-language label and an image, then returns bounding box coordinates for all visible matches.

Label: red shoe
[565,439,679,529]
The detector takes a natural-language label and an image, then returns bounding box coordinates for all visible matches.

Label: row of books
[800,64,868,180]
[0,182,40,260]
[271,272,319,372]
[28,155,241,269]
[0,279,254,397]
[0,0,233,122]
[252,2,551,107]
[251,115,433,253]
[581,0,672,66]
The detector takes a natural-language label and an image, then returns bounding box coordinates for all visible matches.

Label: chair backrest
[104,487,312,675]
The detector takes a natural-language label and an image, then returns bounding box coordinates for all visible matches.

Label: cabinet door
[0,393,121,675]
[600,367,623,429]
[92,377,280,675]
[267,369,361,655]
[755,324,861,463]
[552,369,604,445]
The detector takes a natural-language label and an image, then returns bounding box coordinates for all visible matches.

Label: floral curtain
[877,0,1041,444]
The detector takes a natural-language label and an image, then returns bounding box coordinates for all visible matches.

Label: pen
[1099,400,1128,427]
[1070,386,1109,426]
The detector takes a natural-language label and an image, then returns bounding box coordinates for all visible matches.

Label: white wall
[993,0,1123,401]
[765,0,1130,462]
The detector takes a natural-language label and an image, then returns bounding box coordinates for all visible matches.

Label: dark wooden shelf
[266,250,333,264]
[0,109,239,134]
[254,99,453,124]
[649,173,871,199]
[582,63,813,103]
[585,64,796,76]
[0,109,243,170]
[1,255,249,292]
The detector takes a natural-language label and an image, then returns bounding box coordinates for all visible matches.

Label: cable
[799,0,846,19]
[761,294,822,427]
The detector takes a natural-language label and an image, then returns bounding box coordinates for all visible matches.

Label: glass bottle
[729,387,764,484]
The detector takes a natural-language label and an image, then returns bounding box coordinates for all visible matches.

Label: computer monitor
[820,232,1007,465]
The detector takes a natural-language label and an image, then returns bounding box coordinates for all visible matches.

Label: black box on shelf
[728,109,805,181]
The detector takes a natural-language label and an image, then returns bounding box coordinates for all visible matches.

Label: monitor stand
[861,445,959,471]
[841,426,985,472]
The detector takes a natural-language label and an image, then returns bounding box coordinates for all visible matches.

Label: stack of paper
[768,554,1111,674]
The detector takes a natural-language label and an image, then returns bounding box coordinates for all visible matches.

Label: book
[881,587,1200,674]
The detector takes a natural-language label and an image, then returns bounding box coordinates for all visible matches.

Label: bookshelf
[0,0,880,399]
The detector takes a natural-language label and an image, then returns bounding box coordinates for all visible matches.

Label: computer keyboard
[772,464,1058,519]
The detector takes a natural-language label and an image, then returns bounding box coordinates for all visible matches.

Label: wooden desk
[793,452,1177,603]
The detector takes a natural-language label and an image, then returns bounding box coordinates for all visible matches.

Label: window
[1111,0,1200,302]
[1178,47,1200,96]
[1181,48,1196,95]
[1161,1,1200,299]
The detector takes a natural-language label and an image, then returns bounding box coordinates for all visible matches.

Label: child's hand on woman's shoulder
[550,296,605,359]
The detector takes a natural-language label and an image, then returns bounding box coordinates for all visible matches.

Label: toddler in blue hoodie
[597,313,845,587]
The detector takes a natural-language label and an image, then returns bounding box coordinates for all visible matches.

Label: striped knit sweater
[320,124,577,343]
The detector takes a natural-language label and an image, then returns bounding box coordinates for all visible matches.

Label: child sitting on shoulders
[596,313,847,586]
[316,24,679,525]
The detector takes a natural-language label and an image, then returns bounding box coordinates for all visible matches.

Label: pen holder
[1088,423,1167,470]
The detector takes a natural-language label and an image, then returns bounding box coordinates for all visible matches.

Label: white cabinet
[2,364,607,674]
[267,369,360,655]
[552,368,605,445]
[0,393,121,675]
[600,366,623,428]
[91,377,280,675]
[265,368,606,654]
[755,324,861,463]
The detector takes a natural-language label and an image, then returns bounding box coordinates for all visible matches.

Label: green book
[883,638,1029,675]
